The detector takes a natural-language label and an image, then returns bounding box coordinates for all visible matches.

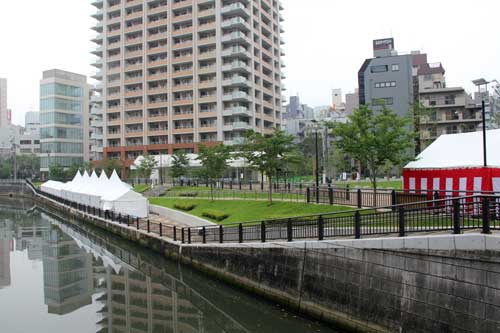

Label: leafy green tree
[241,129,298,204]
[49,164,66,181]
[11,154,40,180]
[95,159,123,177]
[170,150,190,183]
[332,104,414,204]
[0,157,12,179]
[196,144,232,200]
[137,154,158,183]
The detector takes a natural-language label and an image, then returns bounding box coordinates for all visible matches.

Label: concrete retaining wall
[181,241,500,332]
[29,191,500,332]
[0,181,32,198]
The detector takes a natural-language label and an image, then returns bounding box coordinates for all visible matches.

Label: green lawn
[333,180,403,190]
[133,184,151,193]
[149,198,357,224]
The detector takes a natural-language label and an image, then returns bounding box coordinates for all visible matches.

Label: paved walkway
[148,204,215,228]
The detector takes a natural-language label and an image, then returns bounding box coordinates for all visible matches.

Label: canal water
[0,199,338,333]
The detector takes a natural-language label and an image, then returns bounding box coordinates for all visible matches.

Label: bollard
[202,227,206,244]
[159,223,163,237]
[287,219,293,242]
[261,222,266,242]
[318,215,324,240]
[354,211,361,239]
[453,199,461,234]
[482,197,491,234]
[328,187,333,205]
[188,228,191,244]
[219,225,224,243]
[181,228,185,244]
[238,223,243,243]
[398,207,405,237]
[173,226,177,241]
[357,189,362,209]
[147,219,150,233]
[306,187,311,203]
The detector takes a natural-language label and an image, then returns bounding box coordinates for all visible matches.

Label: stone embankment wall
[31,191,500,333]
[0,181,31,198]
[182,240,500,332]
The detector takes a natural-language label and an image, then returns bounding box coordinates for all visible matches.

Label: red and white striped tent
[403,129,500,196]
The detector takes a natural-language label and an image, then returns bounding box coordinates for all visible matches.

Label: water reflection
[0,200,335,333]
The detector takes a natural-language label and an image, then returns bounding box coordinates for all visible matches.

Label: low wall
[0,181,32,198]
[30,191,500,332]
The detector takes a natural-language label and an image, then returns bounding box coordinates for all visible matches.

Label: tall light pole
[472,78,495,167]
[311,120,320,203]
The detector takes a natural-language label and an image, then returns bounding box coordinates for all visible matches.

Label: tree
[137,154,158,183]
[95,159,124,177]
[241,129,298,204]
[197,144,231,200]
[332,104,414,204]
[170,150,190,184]
[14,154,40,180]
[49,164,66,181]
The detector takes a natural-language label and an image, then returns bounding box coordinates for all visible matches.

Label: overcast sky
[0,0,499,126]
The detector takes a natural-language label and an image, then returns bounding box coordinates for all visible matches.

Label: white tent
[40,180,65,197]
[101,170,148,217]
[40,169,149,218]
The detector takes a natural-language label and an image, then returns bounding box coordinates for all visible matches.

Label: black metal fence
[179,195,500,245]
[26,180,500,246]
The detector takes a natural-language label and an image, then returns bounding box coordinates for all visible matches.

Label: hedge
[173,202,196,211]
[202,210,230,221]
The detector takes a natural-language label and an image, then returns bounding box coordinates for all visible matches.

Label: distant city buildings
[39,69,90,174]
[0,78,11,128]
[18,111,40,155]
[345,89,359,116]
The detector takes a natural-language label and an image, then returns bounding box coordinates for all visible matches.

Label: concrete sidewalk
[149,204,215,228]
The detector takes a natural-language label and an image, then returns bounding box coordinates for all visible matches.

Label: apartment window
[391,64,399,71]
[370,65,388,73]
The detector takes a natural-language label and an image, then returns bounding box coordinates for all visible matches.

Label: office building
[358,38,414,117]
[89,91,104,161]
[18,112,41,155]
[90,0,286,171]
[345,89,359,115]
[39,70,90,173]
[331,88,344,110]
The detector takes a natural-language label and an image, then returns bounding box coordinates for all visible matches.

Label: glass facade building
[39,69,89,172]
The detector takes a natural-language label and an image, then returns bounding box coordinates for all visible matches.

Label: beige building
[90,0,285,171]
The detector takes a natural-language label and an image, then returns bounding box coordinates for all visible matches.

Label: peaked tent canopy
[403,129,500,195]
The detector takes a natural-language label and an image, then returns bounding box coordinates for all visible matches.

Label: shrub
[202,210,229,221]
[179,192,199,197]
[174,202,196,211]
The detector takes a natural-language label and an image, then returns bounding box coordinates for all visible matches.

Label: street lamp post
[311,120,321,203]
[472,78,496,167]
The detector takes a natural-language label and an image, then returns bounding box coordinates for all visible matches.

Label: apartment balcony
[221,3,249,16]
[222,17,249,30]
[222,61,251,73]
[91,58,103,68]
[125,0,143,8]
[91,119,103,128]
[199,125,217,132]
[198,21,216,32]
[172,55,193,64]
[148,5,168,16]
[172,40,193,50]
[198,7,215,18]
[148,58,169,68]
[222,76,250,87]
[91,71,103,80]
[172,98,194,106]
[198,95,217,103]
[172,69,193,78]
[172,26,194,37]
[126,11,143,21]
[91,8,103,20]
[148,72,169,81]
[91,33,103,45]
[221,47,251,59]
[221,31,250,44]
[91,146,104,153]
[147,100,169,109]
[91,132,103,140]
[172,0,193,10]
[223,91,250,102]
[91,45,103,56]
[107,131,121,139]
[223,137,245,146]
[125,102,143,111]
[124,24,143,34]
[94,82,103,91]
[172,127,194,134]
[90,106,102,116]
[198,50,216,60]
[124,76,143,85]
[172,13,193,24]
[91,0,103,8]
[198,66,216,74]
[198,80,216,89]
[198,36,217,46]
[223,106,252,117]
[125,37,143,47]
[224,122,251,131]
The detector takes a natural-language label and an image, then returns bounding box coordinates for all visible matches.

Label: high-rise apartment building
[39,69,90,173]
[90,0,285,170]
[0,78,10,128]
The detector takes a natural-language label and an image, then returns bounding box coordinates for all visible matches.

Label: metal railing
[25,179,500,246]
